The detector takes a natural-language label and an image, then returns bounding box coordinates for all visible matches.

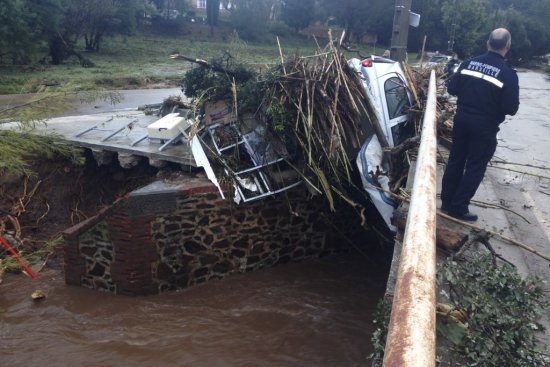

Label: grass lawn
[0,31,383,94]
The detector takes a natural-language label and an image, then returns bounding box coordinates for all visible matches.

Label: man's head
[487,28,511,56]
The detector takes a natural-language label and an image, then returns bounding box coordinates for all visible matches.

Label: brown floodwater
[1,252,389,367]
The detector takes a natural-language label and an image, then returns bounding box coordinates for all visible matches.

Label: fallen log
[393,207,468,251]
[438,211,550,262]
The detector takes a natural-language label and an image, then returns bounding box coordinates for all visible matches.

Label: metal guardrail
[383,70,438,367]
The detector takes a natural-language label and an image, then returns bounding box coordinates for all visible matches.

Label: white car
[349,56,415,231]
[426,54,452,68]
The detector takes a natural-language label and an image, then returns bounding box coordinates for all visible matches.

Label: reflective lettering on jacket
[447,51,520,127]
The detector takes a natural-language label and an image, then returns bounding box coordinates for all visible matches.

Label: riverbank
[0,32,380,95]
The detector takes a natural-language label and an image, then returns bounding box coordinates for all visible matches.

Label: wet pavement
[0,88,182,116]
[482,69,550,344]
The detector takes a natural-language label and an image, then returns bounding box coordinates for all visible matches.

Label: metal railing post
[383,70,438,367]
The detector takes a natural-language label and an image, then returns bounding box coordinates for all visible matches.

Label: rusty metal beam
[383,70,438,367]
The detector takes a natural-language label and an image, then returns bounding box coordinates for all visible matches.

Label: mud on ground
[0,150,166,267]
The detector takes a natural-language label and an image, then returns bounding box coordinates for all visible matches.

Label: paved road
[0,88,183,116]
[489,69,550,270]
[65,88,184,115]
[484,69,550,344]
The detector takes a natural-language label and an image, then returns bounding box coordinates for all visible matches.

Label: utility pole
[447,0,458,52]
[390,0,413,62]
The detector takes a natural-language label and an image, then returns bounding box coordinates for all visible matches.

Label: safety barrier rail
[383,70,438,367]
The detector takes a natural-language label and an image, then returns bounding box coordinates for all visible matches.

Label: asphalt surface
[483,69,550,344]
[64,88,183,115]
[0,88,183,116]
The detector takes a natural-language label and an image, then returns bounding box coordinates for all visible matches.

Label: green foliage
[268,21,293,38]
[181,62,255,102]
[411,0,550,60]
[0,235,64,279]
[495,6,550,63]
[369,254,549,366]
[0,130,84,177]
[2,0,550,66]
[438,255,549,366]
[0,84,118,176]
[55,0,148,57]
[0,0,60,64]
[230,0,272,41]
[0,0,152,65]
[180,47,256,103]
[182,67,233,101]
[441,0,490,57]
[369,299,391,367]
[280,0,315,32]
[226,31,251,65]
[0,33,322,94]
[206,0,220,27]
[265,96,292,136]
[0,86,71,125]
[150,15,187,35]
[315,0,392,44]
[409,0,447,53]
[143,0,186,34]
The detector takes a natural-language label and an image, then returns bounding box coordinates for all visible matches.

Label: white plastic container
[147,113,191,141]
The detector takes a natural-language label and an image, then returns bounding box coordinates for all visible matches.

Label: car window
[391,120,415,146]
[384,77,410,120]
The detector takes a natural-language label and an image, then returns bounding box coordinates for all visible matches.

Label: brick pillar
[108,205,158,296]
[63,234,87,286]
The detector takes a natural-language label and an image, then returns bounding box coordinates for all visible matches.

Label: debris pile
[171,42,416,212]
[1,43,459,279]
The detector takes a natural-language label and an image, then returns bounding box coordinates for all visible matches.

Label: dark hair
[488,30,511,50]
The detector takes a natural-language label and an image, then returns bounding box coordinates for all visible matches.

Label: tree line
[1,0,548,66]
[409,0,550,61]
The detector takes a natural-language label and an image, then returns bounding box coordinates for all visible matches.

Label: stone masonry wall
[63,177,364,296]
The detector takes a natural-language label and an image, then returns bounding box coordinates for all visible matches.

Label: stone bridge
[63,176,369,296]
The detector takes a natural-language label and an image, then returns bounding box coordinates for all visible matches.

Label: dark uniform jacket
[447,51,520,130]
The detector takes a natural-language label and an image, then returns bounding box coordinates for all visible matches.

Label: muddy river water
[1,252,389,366]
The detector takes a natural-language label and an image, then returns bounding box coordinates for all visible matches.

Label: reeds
[259,40,379,209]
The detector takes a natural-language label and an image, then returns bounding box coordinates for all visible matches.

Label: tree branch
[170,54,238,78]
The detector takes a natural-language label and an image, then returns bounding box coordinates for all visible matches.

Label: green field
[0,33,383,95]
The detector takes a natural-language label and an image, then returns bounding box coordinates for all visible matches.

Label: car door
[379,73,414,147]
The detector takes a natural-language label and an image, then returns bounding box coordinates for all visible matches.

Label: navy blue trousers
[441,117,498,214]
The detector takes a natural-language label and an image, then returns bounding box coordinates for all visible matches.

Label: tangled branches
[0,176,42,241]
[259,42,378,209]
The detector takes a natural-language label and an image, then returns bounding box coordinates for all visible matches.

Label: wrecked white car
[349,56,415,231]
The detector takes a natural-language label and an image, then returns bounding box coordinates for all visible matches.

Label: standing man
[441,28,520,221]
